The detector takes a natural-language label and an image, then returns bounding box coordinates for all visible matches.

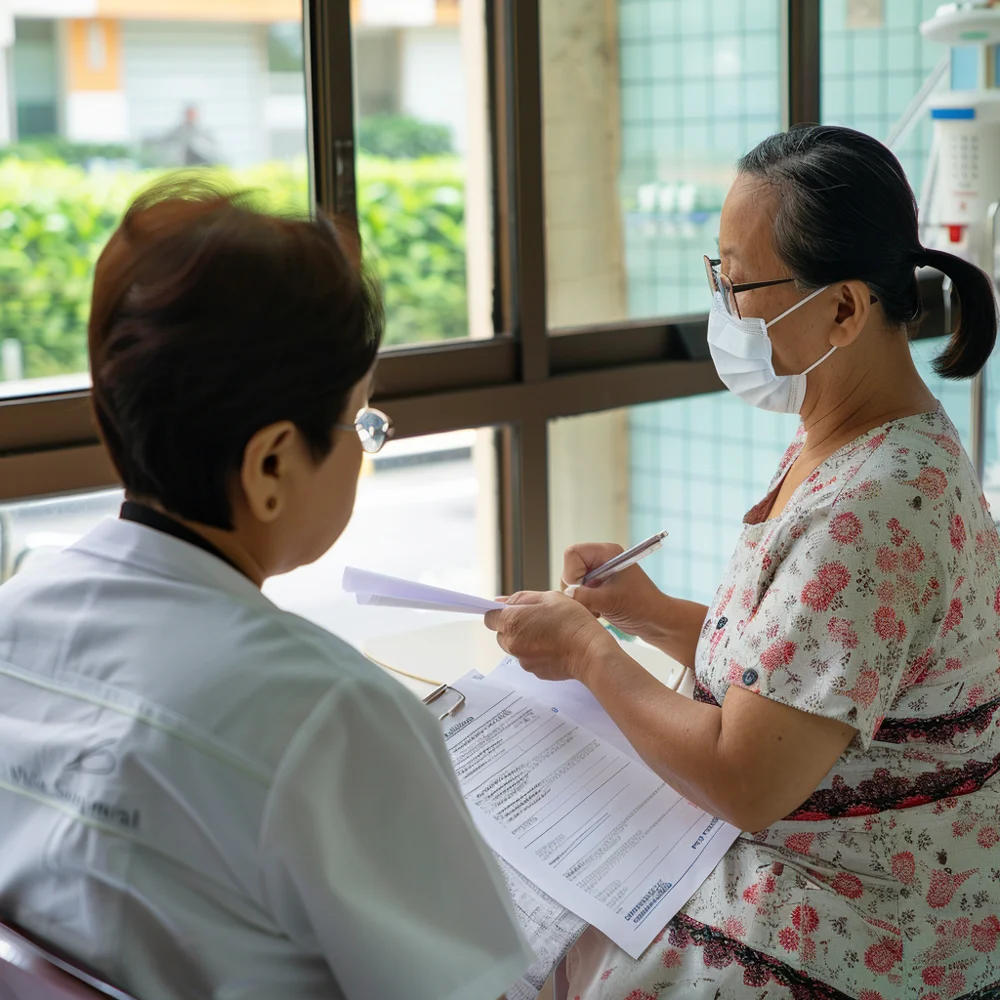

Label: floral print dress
[562,405,1000,1000]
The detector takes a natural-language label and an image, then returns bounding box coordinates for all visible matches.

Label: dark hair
[89,177,383,529]
[738,125,997,380]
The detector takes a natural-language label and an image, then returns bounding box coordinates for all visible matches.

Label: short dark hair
[89,177,383,528]
[739,125,998,380]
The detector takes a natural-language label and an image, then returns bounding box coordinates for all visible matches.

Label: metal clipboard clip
[423,683,466,721]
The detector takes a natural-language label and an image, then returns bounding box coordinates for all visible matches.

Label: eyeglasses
[704,256,795,319]
[335,407,394,454]
[705,256,878,319]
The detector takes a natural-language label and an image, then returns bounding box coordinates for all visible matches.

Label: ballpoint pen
[562,530,668,643]
[580,529,669,585]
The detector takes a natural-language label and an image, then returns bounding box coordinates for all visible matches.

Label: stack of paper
[343,568,738,997]
[439,667,739,995]
[342,567,503,614]
[493,854,586,1000]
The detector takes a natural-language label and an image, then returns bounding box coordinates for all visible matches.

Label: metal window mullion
[0,273,951,461]
[305,0,355,219]
[970,201,1000,482]
[494,0,550,591]
[514,415,551,590]
[503,0,549,382]
[784,0,821,128]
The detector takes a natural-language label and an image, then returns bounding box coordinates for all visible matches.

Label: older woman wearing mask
[487,126,1000,1000]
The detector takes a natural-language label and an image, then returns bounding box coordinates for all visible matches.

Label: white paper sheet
[493,853,586,1000]
[342,567,504,614]
[488,656,642,765]
[442,671,739,959]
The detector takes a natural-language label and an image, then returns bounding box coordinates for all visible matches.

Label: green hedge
[359,157,468,345]
[358,115,454,159]
[0,154,467,379]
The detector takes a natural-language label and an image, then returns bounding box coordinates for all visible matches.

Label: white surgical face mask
[707,286,834,414]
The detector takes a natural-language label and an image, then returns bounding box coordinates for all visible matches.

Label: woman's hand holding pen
[561,542,668,641]
[564,542,710,668]
[486,541,711,676]
[484,542,671,685]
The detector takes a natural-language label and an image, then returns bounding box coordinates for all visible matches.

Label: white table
[363,619,691,700]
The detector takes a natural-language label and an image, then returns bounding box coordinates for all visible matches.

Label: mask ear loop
[800,344,837,376]
[764,284,836,377]
[764,284,829,329]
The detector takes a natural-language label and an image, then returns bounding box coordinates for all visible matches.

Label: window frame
[0,0,958,594]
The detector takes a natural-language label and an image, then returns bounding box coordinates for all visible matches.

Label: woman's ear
[830,280,872,348]
[240,420,297,522]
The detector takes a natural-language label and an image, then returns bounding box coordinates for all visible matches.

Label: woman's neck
[127,495,268,587]
[798,337,937,462]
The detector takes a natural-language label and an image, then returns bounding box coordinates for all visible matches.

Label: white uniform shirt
[0,518,532,1000]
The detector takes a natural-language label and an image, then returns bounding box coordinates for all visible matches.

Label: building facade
[2,0,467,164]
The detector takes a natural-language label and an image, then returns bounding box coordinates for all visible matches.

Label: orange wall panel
[95,0,301,22]
[67,19,122,93]
[92,0,457,26]
[351,0,457,25]
[436,0,460,26]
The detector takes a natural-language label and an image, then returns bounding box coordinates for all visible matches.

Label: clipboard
[422,682,467,721]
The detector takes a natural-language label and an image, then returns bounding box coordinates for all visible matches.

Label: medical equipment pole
[970,200,999,483]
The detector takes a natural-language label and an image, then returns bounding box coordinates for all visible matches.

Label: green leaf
[0,152,468,378]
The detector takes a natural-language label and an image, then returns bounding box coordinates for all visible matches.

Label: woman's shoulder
[802,406,974,521]
[239,601,409,702]
[160,597,420,770]
[762,405,994,578]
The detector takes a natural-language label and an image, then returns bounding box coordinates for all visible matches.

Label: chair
[0,921,136,1000]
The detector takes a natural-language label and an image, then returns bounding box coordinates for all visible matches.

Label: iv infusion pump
[922,2,1000,275]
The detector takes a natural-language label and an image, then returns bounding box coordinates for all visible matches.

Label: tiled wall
[623,1,973,606]
[630,393,797,602]
[630,338,970,606]
[617,0,782,319]
[820,0,944,194]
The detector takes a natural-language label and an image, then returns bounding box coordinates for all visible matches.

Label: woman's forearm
[580,647,738,821]
[637,595,709,669]
[578,645,855,832]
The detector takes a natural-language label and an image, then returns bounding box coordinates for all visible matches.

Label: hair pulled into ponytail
[918,247,997,379]
[738,125,998,380]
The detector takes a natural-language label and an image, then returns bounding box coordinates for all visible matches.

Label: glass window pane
[548,403,796,601]
[820,0,944,196]
[1,6,308,398]
[982,353,1000,525]
[0,490,123,578]
[1,430,500,653]
[549,350,971,603]
[266,429,500,648]
[541,0,783,329]
[12,20,58,137]
[352,1,492,347]
[818,5,971,450]
[912,335,972,450]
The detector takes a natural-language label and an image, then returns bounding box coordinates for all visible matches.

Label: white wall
[543,0,630,582]
[354,28,400,118]
[121,20,268,167]
[400,26,465,152]
[11,2,95,15]
[265,70,307,160]
[67,91,127,142]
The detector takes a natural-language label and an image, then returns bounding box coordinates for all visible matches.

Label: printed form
[493,853,586,1000]
[443,671,739,961]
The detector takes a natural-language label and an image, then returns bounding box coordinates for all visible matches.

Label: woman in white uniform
[0,184,532,999]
